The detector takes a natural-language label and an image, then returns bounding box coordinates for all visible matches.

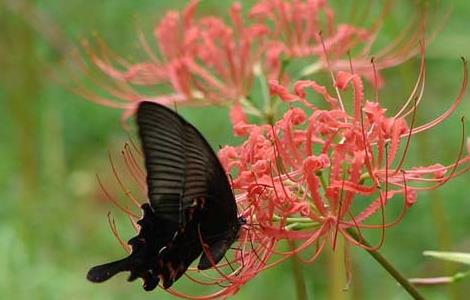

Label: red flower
[78,0,420,119]
[220,49,469,269]
[93,48,469,300]
[83,2,469,299]
[249,0,368,60]
[80,1,270,117]
[248,0,424,87]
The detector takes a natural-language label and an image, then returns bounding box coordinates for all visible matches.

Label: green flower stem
[273,215,319,224]
[239,97,263,117]
[272,215,320,231]
[453,270,470,282]
[296,61,322,79]
[285,222,320,231]
[289,241,309,300]
[346,229,425,300]
[316,171,328,191]
[253,63,274,124]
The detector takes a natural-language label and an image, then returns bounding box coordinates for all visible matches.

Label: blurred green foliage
[0,0,469,299]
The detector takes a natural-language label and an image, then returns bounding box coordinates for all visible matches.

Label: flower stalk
[346,228,425,300]
[289,241,309,300]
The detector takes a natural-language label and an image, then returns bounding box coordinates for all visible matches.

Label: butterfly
[87,101,244,291]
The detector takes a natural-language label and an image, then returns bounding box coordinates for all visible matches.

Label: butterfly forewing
[136,102,213,226]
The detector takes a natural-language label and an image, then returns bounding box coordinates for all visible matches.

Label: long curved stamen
[405,117,466,191]
[126,213,139,232]
[121,144,146,190]
[378,144,389,249]
[295,237,327,264]
[107,211,131,253]
[333,176,346,250]
[270,125,301,183]
[410,58,468,135]
[319,31,346,112]
[96,174,139,218]
[126,135,143,156]
[138,30,161,64]
[108,151,141,209]
[360,108,378,184]
[392,96,418,176]
[393,40,426,119]
[370,57,379,102]
[344,145,389,251]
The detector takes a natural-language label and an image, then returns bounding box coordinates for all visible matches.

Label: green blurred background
[1,0,469,299]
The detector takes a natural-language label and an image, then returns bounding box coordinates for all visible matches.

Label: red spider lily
[94,47,468,298]
[82,1,468,298]
[79,0,270,118]
[248,0,426,87]
[77,0,422,120]
[249,0,367,70]
[219,47,469,269]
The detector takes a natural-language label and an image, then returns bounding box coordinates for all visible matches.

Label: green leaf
[423,251,470,265]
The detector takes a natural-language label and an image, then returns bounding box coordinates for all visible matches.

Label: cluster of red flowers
[87,1,469,299]
[80,0,419,117]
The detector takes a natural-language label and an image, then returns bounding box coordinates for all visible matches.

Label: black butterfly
[87,101,244,291]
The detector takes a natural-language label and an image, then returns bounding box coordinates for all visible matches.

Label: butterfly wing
[137,102,241,268]
[137,102,204,226]
[136,101,238,226]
